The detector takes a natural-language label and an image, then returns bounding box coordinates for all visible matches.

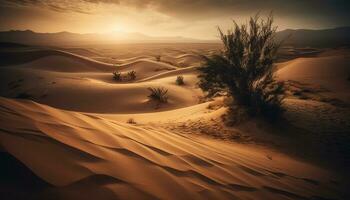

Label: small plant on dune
[127,118,136,124]
[147,87,168,103]
[127,70,137,81]
[176,75,185,85]
[113,70,122,81]
[198,14,285,122]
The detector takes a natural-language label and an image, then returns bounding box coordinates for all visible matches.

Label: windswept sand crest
[1,49,115,72]
[1,46,350,199]
[0,49,202,113]
[0,67,201,113]
[277,55,350,101]
[0,97,345,199]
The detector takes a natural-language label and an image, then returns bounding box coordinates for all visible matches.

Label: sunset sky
[1,0,349,39]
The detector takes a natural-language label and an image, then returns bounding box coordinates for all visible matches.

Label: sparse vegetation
[127,70,137,81]
[127,118,136,124]
[198,14,285,121]
[113,71,122,81]
[113,70,137,82]
[176,76,185,85]
[147,87,168,103]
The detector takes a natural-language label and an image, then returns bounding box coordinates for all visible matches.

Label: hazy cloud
[3,0,121,14]
[4,0,350,19]
[3,0,350,24]
[1,0,349,39]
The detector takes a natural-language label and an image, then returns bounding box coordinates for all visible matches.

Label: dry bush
[127,118,136,124]
[113,70,137,82]
[127,70,137,81]
[198,14,285,121]
[147,87,168,103]
[176,76,185,85]
[113,71,122,81]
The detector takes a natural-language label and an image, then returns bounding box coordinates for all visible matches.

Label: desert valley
[1,1,350,200]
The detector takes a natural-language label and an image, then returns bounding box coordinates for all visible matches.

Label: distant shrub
[127,70,137,81]
[176,76,185,85]
[147,87,168,103]
[113,70,137,82]
[113,71,121,81]
[127,118,136,124]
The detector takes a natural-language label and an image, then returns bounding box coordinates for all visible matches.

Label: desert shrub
[127,118,136,124]
[176,76,185,85]
[113,71,122,81]
[198,14,285,121]
[127,70,137,81]
[147,87,168,103]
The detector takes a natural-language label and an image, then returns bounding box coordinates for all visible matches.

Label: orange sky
[1,0,349,39]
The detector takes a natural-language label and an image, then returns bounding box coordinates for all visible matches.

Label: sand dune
[115,55,155,63]
[0,67,201,113]
[0,49,202,113]
[160,54,202,67]
[175,54,202,65]
[1,45,350,199]
[116,59,178,80]
[13,55,114,72]
[277,55,350,101]
[0,49,115,71]
[138,66,199,82]
[0,97,344,200]
[58,47,103,57]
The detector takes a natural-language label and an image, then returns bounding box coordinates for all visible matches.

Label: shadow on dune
[0,152,51,200]
[0,152,123,200]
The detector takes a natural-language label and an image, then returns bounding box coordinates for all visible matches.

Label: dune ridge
[0,49,203,113]
[0,49,114,71]
[0,97,344,199]
[1,45,350,199]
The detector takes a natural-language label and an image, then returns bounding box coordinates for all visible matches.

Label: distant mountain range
[0,30,202,45]
[0,27,350,47]
[275,26,350,47]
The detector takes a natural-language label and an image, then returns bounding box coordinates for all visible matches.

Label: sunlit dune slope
[1,48,350,114]
[0,67,201,113]
[0,50,115,72]
[161,54,202,67]
[277,55,350,101]
[0,97,345,200]
[116,59,178,80]
[0,49,201,113]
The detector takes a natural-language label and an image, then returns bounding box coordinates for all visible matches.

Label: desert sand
[1,44,350,199]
